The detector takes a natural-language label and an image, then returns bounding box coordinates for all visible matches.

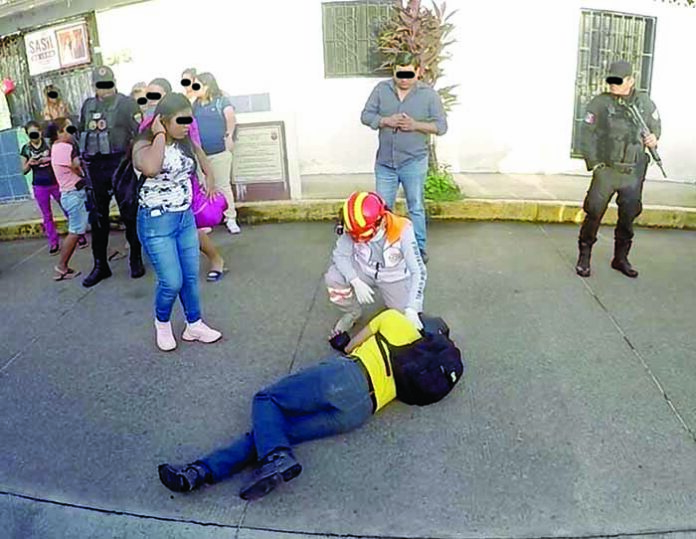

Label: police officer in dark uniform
[576,60,661,279]
[80,65,145,288]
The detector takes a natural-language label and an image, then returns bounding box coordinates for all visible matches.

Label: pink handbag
[191,176,228,228]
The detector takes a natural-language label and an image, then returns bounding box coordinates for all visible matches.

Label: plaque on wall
[231,121,290,202]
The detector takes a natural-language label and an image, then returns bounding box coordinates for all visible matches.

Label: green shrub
[424,164,461,202]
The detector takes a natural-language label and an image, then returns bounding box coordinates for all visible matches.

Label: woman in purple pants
[20,121,62,254]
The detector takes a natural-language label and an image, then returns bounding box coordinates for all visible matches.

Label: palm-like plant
[376,0,459,195]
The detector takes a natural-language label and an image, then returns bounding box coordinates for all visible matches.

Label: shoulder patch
[652,109,660,121]
[584,112,596,125]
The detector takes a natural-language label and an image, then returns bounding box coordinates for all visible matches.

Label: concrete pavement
[1,222,696,539]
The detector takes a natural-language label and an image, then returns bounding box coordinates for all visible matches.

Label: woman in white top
[133,93,222,351]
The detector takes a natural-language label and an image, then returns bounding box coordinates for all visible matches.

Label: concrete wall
[94,0,696,180]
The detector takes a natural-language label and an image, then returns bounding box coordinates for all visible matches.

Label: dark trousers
[579,158,648,246]
[199,355,374,482]
[86,154,141,264]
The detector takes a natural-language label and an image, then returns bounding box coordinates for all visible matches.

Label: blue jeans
[137,207,201,323]
[375,156,428,251]
[200,355,374,482]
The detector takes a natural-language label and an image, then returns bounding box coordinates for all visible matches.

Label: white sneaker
[182,320,222,344]
[225,219,241,234]
[155,320,177,352]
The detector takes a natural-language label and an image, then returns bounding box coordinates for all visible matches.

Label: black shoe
[158,462,211,493]
[611,258,638,278]
[130,256,145,279]
[82,263,112,288]
[239,449,302,501]
[49,245,60,256]
[575,241,592,278]
[611,240,638,278]
[419,249,429,265]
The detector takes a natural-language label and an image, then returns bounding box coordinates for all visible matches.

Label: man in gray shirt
[361,52,448,263]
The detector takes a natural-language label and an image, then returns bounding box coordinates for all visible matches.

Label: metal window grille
[322,0,394,78]
[571,9,656,157]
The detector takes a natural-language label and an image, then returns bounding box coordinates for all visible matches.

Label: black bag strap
[374,332,392,376]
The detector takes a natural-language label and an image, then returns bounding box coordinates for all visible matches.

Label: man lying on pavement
[158,309,465,501]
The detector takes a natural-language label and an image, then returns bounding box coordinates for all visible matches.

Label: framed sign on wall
[24,21,91,76]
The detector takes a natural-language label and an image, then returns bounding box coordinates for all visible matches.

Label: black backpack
[375,319,464,406]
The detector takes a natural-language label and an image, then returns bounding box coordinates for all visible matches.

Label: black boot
[82,260,112,288]
[129,253,145,279]
[575,241,592,278]
[158,462,212,493]
[611,240,638,278]
[239,449,302,501]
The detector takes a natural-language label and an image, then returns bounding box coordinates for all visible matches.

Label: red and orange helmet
[341,191,387,242]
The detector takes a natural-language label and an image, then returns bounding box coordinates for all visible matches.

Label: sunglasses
[28,131,41,139]
[396,71,416,79]
[146,92,162,101]
[96,81,115,89]
[175,116,194,125]
[65,125,78,134]
[606,77,624,85]
[137,96,147,105]
[47,91,59,98]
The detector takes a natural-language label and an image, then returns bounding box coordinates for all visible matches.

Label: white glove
[350,277,375,304]
[404,308,423,330]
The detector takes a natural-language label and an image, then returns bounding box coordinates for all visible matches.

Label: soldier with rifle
[576,60,662,279]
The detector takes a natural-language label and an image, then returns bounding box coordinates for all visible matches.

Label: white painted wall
[95,0,696,181]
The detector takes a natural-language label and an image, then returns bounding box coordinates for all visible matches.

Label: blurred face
[145,84,167,111]
[164,109,193,139]
[608,75,635,97]
[46,89,59,101]
[394,64,418,91]
[181,73,200,95]
[133,88,147,110]
[95,80,116,98]
[27,125,41,141]
[60,120,77,138]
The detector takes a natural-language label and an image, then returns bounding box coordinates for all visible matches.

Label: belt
[351,356,377,414]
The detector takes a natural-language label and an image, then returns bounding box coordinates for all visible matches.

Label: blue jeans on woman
[375,155,429,252]
[199,355,374,482]
[137,207,201,323]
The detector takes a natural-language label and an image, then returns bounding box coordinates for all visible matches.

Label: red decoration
[1,78,16,95]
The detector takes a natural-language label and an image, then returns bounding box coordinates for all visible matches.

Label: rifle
[617,97,667,178]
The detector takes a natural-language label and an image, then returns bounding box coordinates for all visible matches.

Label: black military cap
[606,61,632,84]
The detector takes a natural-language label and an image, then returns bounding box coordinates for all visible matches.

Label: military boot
[575,241,592,278]
[82,260,112,288]
[611,240,639,278]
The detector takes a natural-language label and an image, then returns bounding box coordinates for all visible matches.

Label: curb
[1,198,695,241]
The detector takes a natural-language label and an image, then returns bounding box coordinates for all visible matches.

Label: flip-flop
[108,250,127,261]
[53,267,81,281]
[206,268,228,282]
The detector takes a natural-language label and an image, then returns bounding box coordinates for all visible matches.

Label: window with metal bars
[571,10,657,158]
[322,0,394,78]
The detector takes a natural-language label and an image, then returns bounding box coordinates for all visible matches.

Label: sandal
[53,267,81,281]
[77,235,89,249]
[108,250,127,261]
[206,268,228,282]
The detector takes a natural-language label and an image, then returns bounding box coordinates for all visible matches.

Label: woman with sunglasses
[139,78,228,282]
[133,93,222,351]
[42,85,71,122]
[192,72,240,235]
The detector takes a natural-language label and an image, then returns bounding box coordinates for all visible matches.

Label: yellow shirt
[351,309,421,412]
